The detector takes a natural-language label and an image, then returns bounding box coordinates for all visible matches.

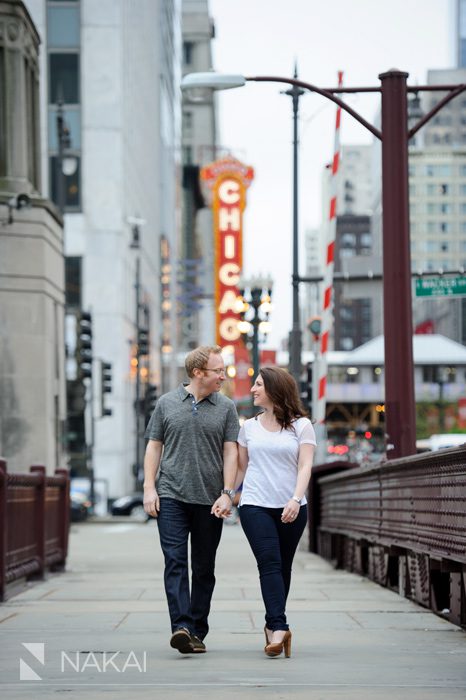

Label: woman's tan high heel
[263,625,272,650]
[265,630,292,658]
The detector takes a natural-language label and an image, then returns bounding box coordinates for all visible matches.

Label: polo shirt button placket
[190,395,198,416]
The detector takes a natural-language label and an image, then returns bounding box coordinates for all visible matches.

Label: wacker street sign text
[415,276,466,298]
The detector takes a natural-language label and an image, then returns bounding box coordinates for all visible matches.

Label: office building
[180,0,217,350]
[24,0,182,499]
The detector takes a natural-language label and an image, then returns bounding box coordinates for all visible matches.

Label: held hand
[211,494,232,519]
[281,499,300,524]
[143,487,160,518]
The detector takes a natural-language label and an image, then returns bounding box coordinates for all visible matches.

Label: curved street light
[181,70,466,458]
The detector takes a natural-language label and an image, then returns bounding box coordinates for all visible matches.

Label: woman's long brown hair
[259,366,308,431]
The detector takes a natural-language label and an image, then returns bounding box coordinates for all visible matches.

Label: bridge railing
[0,459,70,601]
[316,445,466,627]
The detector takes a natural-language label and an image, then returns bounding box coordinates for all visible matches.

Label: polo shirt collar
[178,383,218,405]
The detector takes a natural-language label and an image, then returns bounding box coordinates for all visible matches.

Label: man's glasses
[201,367,225,376]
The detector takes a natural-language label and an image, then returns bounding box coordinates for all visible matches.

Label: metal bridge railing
[316,445,466,628]
[0,459,70,601]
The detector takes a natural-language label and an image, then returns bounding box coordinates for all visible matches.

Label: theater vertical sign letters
[201,156,254,348]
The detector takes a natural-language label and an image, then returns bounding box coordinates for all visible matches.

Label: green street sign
[415,276,466,298]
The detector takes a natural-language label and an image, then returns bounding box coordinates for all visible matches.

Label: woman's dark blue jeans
[157,497,223,640]
[240,504,307,631]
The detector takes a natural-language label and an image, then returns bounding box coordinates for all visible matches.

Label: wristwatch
[292,496,302,504]
[221,489,235,501]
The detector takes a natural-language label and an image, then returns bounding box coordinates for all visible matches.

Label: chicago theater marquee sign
[200,156,254,348]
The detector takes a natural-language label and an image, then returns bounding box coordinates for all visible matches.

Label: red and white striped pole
[314,71,343,426]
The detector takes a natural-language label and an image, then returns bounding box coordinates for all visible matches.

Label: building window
[47,6,80,47]
[461,39,466,68]
[49,155,81,210]
[360,232,372,247]
[182,145,193,164]
[426,164,451,177]
[183,41,194,65]
[49,53,80,104]
[361,301,371,320]
[340,248,355,259]
[341,338,354,351]
[340,307,353,320]
[341,232,356,247]
[47,0,81,213]
[48,107,81,149]
[65,256,82,309]
[422,365,436,382]
[427,203,452,215]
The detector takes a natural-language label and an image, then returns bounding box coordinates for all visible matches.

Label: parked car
[417,433,466,452]
[111,493,151,521]
[70,491,91,522]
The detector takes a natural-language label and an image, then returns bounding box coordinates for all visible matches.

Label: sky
[208,0,454,349]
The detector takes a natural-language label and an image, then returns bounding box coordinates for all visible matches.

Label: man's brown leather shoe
[191,635,206,653]
[170,628,194,654]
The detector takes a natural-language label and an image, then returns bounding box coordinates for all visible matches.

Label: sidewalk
[1,520,465,699]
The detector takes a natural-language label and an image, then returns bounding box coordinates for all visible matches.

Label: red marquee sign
[201,156,254,348]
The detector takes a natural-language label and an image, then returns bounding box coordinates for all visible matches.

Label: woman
[236,366,316,658]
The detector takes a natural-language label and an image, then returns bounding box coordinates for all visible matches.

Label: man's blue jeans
[157,498,223,640]
[240,504,307,631]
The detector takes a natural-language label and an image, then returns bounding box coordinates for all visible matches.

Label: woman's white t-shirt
[237,415,317,508]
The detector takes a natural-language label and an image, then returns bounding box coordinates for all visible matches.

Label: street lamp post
[284,67,304,384]
[181,70,465,459]
[237,277,273,382]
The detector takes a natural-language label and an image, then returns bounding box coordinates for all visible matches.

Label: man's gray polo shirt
[144,384,239,505]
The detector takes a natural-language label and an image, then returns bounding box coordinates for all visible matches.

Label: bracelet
[292,496,301,504]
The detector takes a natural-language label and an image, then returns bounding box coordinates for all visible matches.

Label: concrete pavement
[0,519,465,699]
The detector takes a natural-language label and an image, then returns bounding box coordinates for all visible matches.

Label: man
[143,345,239,654]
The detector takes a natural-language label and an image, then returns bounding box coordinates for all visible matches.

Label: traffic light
[76,311,93,380]
[100,361,113,417]
[144,383,158,425]
[137,328,149,356]
[67,379,86,415]
[307,316,322,341]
